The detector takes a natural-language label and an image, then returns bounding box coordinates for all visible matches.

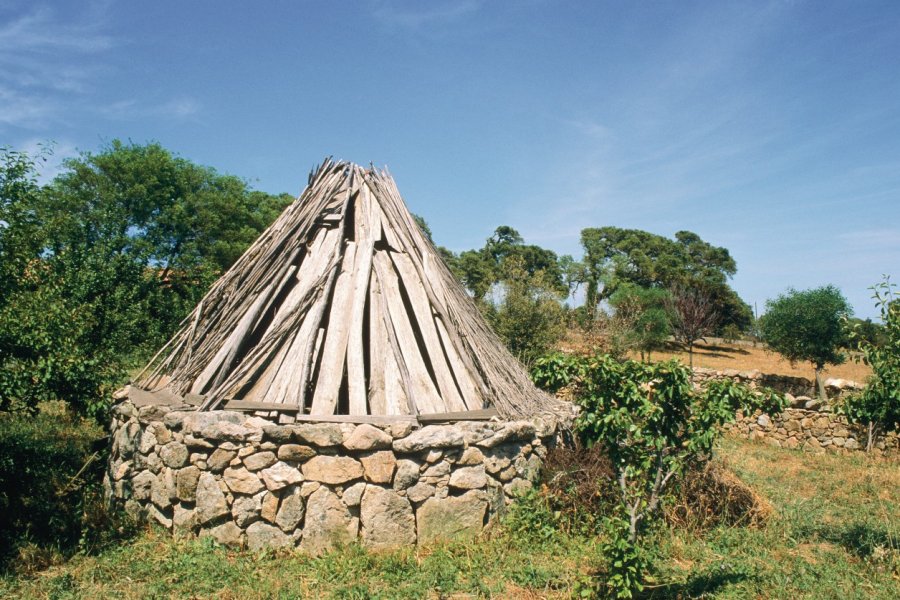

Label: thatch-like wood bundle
[136,159,563,421]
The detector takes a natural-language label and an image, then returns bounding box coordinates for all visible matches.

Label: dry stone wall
[105,400,563,551]
[693,368,898,457]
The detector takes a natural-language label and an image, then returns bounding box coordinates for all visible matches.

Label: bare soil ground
[559,331,873,383]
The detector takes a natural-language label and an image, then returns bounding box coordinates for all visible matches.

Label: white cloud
[0,2,115,131]
[98,96,201,121]
[369,0,482,32]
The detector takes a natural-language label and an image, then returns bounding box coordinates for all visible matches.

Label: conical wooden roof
[136,159,561,421]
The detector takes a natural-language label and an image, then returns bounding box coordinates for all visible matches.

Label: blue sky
[3,0,899,319]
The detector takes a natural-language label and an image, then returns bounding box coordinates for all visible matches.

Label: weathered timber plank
[346,183,381,414]
[389,250,467,412]
[309,240,358,415]
[373,252,442,413]
[368,270,409,415]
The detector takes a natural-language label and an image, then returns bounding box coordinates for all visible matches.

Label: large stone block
[416,491,487,544]
[261,461,304,491]
[360,451,396,484]
[392,425,465,453]
[224,466,265,495]
[301,456,363,485]
[196,472,229,524]
[343,424,393,451]
[299,487,358,555]
[359,486,415,549]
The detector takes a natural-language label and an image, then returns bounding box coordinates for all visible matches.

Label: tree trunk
[688,341,694,370]
[866,422,878,453]
[814,365,827,402]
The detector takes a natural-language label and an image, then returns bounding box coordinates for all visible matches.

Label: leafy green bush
[840,277,900,451]
[532,352,785,597]
[0,408,132,572]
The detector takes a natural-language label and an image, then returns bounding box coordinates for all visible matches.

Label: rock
[449,465,487,490]
[201,421,253,442]
[139,429,157,454]
[416,491,487,543]
[183,412,242,435]
[163,411,191,429]
[478,422,536,448]
[243,451,277,472]
[756,414,771,428]
[392,425,465,453]
[784,419,801,432]
[151,423,172,444]
[457,447,484,466]
[261,461,304,491]
[208,449,237,472]
[406,482,435,503]
[196,472,229,524]
[202,521,243,546]
[293,423,343,447]
[113,460,131,481]
[844,438,860,450]
[300,481,321,498]
[300,487,359,555]
[805,398,823,411]
[393,459,420,490]
[343,424,393,451]
[386,421,415,439]
[184,435,214,449]
[173,504,197,530]
[423,461,450,478]
[147,504,172,528]
[301,456,363,485]
[261,491,279,522]
[341,482,366,507]
[455,422,497,445]
[247,521,292,551]
[360,451,396,484]
[360,486,415,549]
[132,470,155,501]
[424,449,443,463]
[277,444,316,462]
[262,424,293,443]
[232,495,261,527]
[483,443,520,474]
[151,470,175,508]
[176,466,201,502]
[238,446,255,458]
[275,486,305,531]
[505,478,533,497]
[224,467,265,495]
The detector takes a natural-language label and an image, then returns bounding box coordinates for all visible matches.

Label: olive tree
[760,285,852,400]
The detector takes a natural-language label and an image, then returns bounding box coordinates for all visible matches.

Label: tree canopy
[0,142,291,416]
[760,285,852,399]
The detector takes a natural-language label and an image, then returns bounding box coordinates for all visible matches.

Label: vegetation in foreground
[1,436,896,599]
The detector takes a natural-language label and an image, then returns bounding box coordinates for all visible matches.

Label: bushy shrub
[0,407,134,572]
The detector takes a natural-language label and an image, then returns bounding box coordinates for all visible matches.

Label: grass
[2,436,896,599]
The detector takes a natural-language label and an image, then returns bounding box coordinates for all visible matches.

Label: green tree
[0,141,291,417]
[760,285,852,400]
[608,284,672,362]
[840,277,899,452]
[532,354,785,598]
[485,255,566,366]
[579,227,745,331]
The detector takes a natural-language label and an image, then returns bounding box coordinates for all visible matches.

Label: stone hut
[106,159,571,551]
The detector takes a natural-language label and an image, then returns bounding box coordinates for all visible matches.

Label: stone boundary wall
[105,400,562,552]
[693,368,898,458]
